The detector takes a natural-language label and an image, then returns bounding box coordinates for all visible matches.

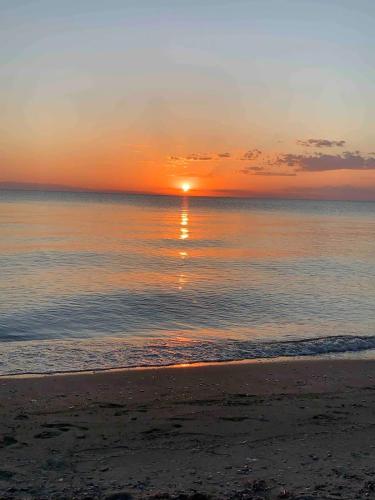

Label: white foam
[1,334,375,375]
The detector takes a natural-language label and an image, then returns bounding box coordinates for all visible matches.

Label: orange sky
[1,1,374,200]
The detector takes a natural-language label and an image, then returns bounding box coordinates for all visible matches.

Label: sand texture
[1,359,375,499]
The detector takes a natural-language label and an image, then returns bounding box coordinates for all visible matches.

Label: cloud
[241,149,262,160]
[186,154,213,161]
[297,139,346,148]
[241,169,296,176]
[278,151,375,172]
[253,171,296,177]
[242,166,264,172]
[168,154,213,162]
[240,165,296,176]
[169,144,375,180]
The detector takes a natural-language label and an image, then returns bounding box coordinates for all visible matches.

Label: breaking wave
[1,334,375,376]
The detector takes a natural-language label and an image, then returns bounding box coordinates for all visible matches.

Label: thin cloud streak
[240,166,295,176]
[297,139,346,148]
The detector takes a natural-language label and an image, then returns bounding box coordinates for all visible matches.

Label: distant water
[1,190,375,375]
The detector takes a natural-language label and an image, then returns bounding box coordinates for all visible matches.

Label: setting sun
[181,183,191,193]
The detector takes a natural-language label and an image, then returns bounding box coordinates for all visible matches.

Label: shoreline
[1,347,375,380]
[2,358,375,499]
[0,353,333,380]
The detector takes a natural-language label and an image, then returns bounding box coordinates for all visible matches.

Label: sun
[181,182,191,193]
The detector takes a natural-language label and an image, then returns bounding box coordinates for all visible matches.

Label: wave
[0,334,375,376]
[232,334,375,358]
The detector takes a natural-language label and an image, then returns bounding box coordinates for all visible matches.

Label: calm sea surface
[1,190,375,374]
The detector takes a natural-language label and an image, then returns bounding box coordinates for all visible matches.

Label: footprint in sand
[96,402,126,409]
[14,414,29,421]
[0,470,14,480]
[35,422,89,439]
[42,422,89,431]
[34,430,62,439]
[0,435,18,447]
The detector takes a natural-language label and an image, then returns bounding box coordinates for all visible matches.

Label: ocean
[1,190,374,375]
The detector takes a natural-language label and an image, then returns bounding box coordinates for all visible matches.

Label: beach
[1,0,375,497]
[1,358,375,499]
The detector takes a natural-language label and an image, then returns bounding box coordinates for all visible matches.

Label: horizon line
[0,181,375,204]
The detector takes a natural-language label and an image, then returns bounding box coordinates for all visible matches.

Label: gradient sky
[1,0,374,199]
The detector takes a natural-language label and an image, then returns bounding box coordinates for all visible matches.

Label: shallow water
[1,190,375,374]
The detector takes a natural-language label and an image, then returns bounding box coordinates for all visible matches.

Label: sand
[1,358,375,499]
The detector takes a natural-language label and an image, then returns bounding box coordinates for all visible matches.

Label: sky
[0,0,374,199]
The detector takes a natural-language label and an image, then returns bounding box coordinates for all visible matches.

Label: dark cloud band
[279,151,375,172]
[297,139,346,148]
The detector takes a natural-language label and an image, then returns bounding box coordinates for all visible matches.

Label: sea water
[1,190,374,374]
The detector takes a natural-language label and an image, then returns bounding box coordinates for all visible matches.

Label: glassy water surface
[1,191,375,374]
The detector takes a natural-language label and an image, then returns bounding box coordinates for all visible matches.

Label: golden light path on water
[178,196,190,291]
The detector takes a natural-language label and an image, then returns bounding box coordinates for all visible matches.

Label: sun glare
[181,182,191,193]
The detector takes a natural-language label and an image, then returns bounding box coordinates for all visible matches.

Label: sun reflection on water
[180,212,189,240]
[178,198,190,290]
[179,197,190,242]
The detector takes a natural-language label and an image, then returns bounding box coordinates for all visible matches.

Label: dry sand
[1,358,375,499]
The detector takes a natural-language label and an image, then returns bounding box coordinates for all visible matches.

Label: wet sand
[1,358,375,499]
